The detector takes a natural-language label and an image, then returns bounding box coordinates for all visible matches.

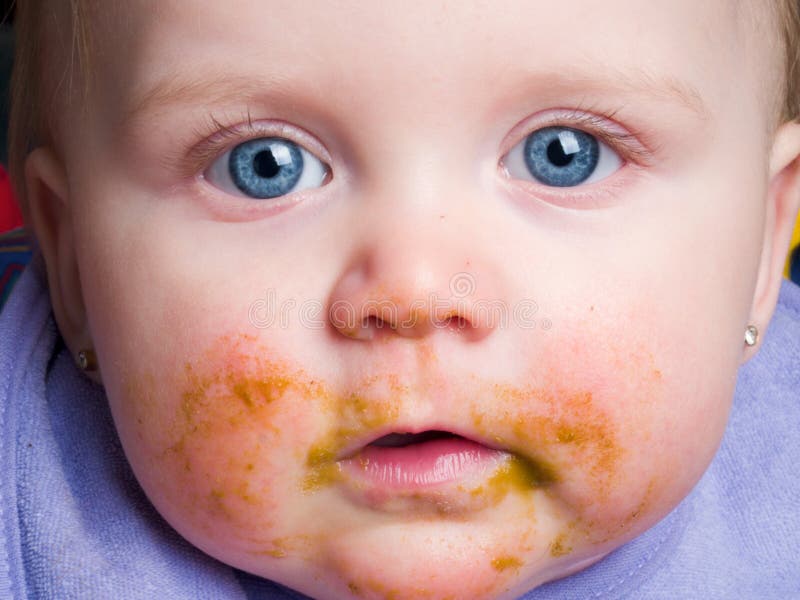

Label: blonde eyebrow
[501,62,711,124]
[122,73,296,128]
[590,64,710,121]
[123,62,710,128]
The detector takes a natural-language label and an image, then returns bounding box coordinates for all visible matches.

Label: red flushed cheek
[114,334,328,551]
[468,319,679,547]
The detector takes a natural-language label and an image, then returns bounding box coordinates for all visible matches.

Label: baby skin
[25,0,800,598]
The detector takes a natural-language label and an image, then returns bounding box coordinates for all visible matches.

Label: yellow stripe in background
[786,214,800,279]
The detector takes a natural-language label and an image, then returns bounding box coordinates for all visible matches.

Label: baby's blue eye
[503,126,621,188]
[206,137,329,199]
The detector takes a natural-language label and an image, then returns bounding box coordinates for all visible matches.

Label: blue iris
[524,127,599,187]
[228,138,304,199]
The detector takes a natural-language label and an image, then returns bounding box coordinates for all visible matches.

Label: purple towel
[1,256,798,599]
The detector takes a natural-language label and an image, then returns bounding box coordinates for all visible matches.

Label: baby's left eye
[502,126,622,188]
[205,137,329,199]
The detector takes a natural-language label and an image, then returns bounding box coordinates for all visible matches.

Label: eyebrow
[123,73,296,128]
[582,64,710,121]
[122,62,710,129]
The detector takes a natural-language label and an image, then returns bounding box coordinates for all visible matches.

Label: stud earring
[77,349,98,371]
[744,325,758,347]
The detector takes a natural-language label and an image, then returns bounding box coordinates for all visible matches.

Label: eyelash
[506,107,656,169]
[176,112,329,182]
[178,106,655,189]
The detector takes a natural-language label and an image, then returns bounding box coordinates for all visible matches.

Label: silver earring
[77,349,98,371]
[744,325,758,347]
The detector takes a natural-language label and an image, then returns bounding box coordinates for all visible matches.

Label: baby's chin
[315,522,558,600]
[204,516,625,600]
[164,477,661,600]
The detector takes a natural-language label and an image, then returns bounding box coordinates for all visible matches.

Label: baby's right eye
[502,126,622,188]
[205,137,330,199]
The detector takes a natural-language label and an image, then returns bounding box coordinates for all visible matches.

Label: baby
[2,0,799,598]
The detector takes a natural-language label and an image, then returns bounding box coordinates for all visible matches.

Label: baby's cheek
[470,319,729,552]
[110,335,324,555]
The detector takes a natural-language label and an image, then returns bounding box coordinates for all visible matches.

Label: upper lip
[335,424,508,461]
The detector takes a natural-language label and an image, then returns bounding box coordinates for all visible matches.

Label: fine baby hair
[2,1,800,599]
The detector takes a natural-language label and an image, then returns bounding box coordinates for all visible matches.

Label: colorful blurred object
[0,227,31,310]
[0,163,22,233]
[790,215,800,286]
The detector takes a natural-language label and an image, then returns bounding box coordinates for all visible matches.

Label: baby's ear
[747,120,800,359]
[25,147,98,381]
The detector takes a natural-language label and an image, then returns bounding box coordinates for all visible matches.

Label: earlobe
[25,147,99,381]
[745,120,800,361]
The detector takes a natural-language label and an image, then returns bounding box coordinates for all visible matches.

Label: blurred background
[0,0,13,167]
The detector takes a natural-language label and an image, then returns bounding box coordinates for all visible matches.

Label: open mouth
[368,430,461,448]
[340,429,506,490]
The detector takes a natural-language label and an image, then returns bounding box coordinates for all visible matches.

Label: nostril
[333,300,483,340]
[442,315,470,332]
[364,314,390,331]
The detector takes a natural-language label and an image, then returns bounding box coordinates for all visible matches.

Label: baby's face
[56,1,777,597]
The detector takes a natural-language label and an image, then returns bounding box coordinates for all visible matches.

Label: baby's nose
[326,226,506,343]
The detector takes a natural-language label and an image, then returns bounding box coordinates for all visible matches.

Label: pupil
[547,139,575,167]
[253,150,280,178]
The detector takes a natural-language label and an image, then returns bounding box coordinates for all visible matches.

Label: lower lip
[340,437,506,490]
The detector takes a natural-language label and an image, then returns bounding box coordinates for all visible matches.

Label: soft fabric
[1,256,798,599]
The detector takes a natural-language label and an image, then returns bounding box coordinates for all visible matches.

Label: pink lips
[340,432,506,490]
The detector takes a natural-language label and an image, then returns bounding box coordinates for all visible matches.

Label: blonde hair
[779,0,800,123]
[7,1,800,221]
[8,0,89,222]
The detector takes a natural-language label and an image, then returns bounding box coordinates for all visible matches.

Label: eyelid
[500,108,656,169]
[180,115,333,180]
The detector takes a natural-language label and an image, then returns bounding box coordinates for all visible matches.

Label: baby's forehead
[70,1,781,140]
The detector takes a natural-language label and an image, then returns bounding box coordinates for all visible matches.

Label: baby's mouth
[339,429,508,490]
[368,430,460,448]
